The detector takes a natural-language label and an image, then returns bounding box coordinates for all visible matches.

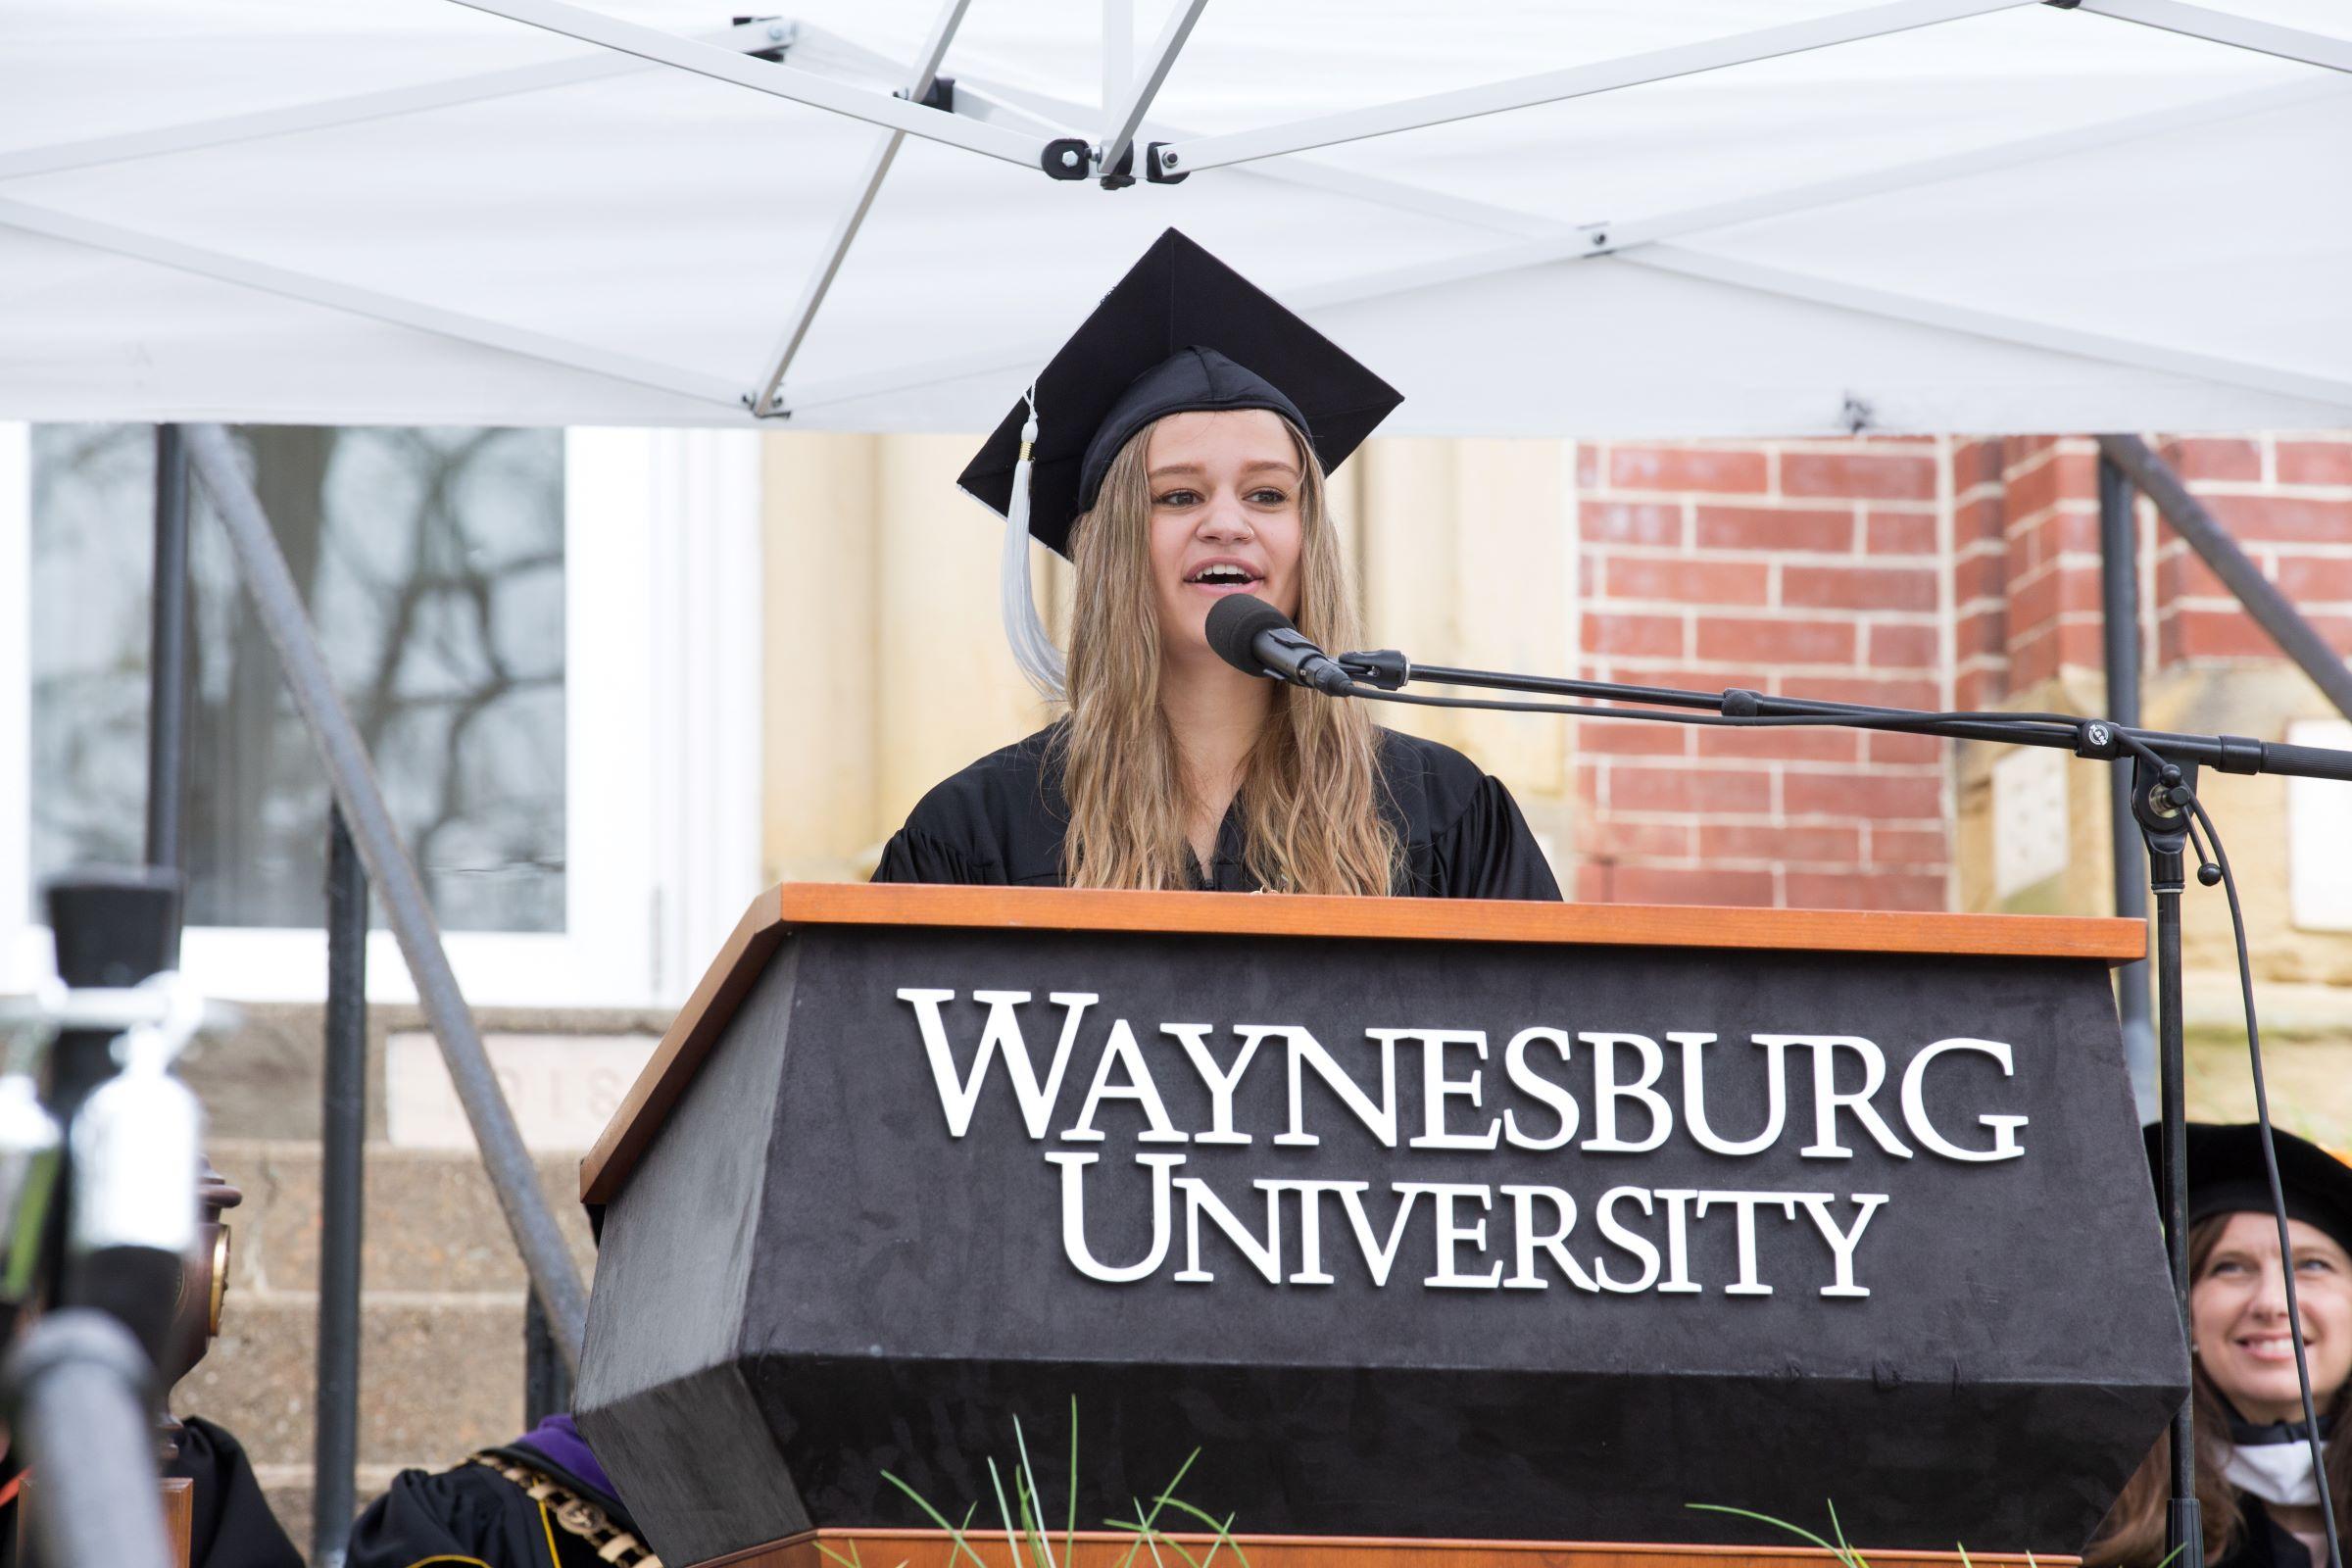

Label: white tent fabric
[2,0,2348,437]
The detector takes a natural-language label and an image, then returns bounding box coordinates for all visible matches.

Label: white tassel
[1000,386,1067,701]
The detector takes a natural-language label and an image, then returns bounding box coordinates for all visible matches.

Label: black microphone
[1205,596,1354,697]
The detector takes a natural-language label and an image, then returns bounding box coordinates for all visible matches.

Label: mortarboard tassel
[999,385,1068,701]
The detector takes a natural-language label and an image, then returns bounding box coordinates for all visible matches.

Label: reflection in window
[29,425,565,932]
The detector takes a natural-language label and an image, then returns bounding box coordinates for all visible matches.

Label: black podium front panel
[578,919,2182,1566]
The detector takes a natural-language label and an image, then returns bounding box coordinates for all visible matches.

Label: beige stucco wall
[1952,663,2352,1144]
[756,431,1578,883]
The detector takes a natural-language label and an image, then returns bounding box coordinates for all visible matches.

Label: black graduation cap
[957,228,1403,558]
[2143,1120,2352,1253]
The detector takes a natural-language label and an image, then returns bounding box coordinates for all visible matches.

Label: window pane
[29,424,565,933]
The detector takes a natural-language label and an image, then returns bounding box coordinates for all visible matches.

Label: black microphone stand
[1334,650,2352,1568]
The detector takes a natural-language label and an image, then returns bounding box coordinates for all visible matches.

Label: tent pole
[181,423,589,1371]
[0,197,743,411]
[2098,447,2156,1121]
[1098,0,1208,178]
[2097,434,2352,723]
[1146,0,2031,176]
[2079,0,2352,72]
[0,21,783,182]
[1102,0,1132,128]
[443,0,1046,169]
[743,0,975,416]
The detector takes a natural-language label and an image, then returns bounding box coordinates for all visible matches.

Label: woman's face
[1144,409,1305,662]
[2191,1210,2352,1425]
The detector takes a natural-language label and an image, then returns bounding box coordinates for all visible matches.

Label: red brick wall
[1949,432,2352,703]
[2153,435,2352,666]
[1569,429,2352,914]
[1571,438,1950,911]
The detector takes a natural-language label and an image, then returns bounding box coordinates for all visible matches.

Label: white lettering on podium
[899,989,1094,1139]
[1046,1151,1181,1282]
[1498,1186,1600,1292]
[1401,1031,1499,1151]
[1162,1023,1258,1146]
[1900,1039,2029,1162]
[1592,1187,1661,1293]
[1273,1027,1398,1149]
[1679,1034,1791,1156]
[1799,1193,1889,1298]
[900,989,2036,1299]
[1765,1035,1917,1160]
[1582,1033,1672,1152]
[1063,1018,1187,1144]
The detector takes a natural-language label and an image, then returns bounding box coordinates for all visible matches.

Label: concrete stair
[173,1002,643,1557]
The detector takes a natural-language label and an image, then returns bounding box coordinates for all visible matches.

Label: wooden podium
[577,886,2180,1568]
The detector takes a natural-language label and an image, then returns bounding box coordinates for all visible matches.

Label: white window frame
[2287,717,2352,935]
[0,423,763,1009]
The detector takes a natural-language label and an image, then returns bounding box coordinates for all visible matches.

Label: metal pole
[145,426,192,943]
[2156,879,2202,1568]
[2098,450,2156,1120]
[313,808,366,1568]
[2098,433,2352,722]
[4,1312,173,1568]
[182,423,587,1370]
[523,1291,574,1428]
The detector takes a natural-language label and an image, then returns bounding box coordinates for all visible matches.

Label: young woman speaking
[873,229,1558,902]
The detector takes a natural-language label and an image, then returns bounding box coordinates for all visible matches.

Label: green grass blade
[880,1472,993,1568]
[1687,1503,1844,1559]
[814,1545,861,1568]
[1825,1498,1865,1568]
[987,1455,1028,1568]
[1013,1417,1054,1568]
[1155,1498,1250,1568]
[1066,1397,1080,1566]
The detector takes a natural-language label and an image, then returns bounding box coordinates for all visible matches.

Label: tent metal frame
[3,1,2346,420]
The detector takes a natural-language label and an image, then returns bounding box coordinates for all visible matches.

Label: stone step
[182,1290,534,1475]
[253,1463,404,1563]
[182,1139,605,1559]
[211,1138,598,1297]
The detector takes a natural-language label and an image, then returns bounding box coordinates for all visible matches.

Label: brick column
[1569,438,1950,910]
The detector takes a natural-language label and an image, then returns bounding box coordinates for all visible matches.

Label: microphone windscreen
[1204,594,1291,677]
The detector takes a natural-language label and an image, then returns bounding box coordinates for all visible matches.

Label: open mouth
[1185,563,1261,591]
[2237,1334,2316,1359]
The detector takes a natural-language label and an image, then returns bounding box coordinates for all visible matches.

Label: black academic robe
[168,1418,305,1568]
[873,724,1562,900]
[0,1418,301,1568]
[345,1442,647,1568]
[2213,1495,2328,1568]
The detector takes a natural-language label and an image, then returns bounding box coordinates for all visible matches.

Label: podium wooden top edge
[696,1528,2081,1568]
[580,883,2143,1203]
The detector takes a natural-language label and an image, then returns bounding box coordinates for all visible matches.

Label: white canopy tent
[3,0,2349,438]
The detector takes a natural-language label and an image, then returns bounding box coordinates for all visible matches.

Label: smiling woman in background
[871,229,1558,902]
[2089,1122,2352,1568]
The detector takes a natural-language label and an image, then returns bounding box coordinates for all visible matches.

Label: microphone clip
[1336,650,1409,691]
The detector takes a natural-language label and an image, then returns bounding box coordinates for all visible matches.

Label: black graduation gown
[344,1441,648,1568]
[2213,1495,2326,1568]
[873,724,1562,900]
[0,1418,298,1568]
[167,1418,306,1568]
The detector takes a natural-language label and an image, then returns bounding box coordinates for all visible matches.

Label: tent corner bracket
[1041,137,1092,179]
[736,15,797,59]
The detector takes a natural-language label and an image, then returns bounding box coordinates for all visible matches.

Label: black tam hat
[2142,1121,2352,1255]
[957,227,1402,559]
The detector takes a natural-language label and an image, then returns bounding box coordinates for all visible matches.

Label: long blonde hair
[1056,416,1397,894]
